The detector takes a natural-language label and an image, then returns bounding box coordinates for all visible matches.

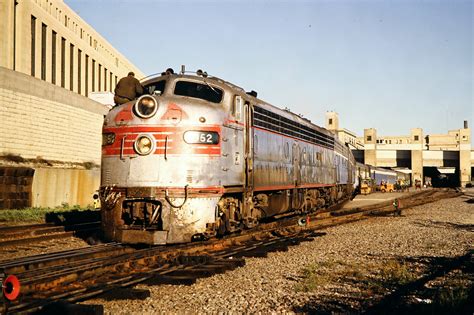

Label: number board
[183,131,219,145]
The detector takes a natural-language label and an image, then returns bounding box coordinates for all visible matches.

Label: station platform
[342,189,422,209]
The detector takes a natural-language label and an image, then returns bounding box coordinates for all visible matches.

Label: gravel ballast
[84,190,473,314]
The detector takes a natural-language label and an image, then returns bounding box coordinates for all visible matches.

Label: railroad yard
[0,188,472,314]
[1,1,472,314]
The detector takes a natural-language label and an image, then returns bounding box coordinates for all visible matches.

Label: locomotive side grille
[103,164,112,185]
[253,106,335,150]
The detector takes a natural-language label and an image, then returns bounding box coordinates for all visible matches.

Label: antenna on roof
[180,65,185,75]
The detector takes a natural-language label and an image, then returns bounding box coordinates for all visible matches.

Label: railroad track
[0,222,101,248]
[2,189,461,314]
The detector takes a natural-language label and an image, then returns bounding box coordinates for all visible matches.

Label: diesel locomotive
[100,68,357,244]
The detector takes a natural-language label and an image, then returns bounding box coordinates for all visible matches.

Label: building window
[41,23,47,81]
[115,75,118,87]
[64,14,67,27]
[85,55,89,97]
[77,49,82,94]
[51,30,56,84]
[60,37,65,87]
[367,136,372,141]
[92,59,96,92]
[31,16,36,76]
[109,72,113,91]
[69,44,74,91]
[104,68,108,91]
[329,118,333,125]
[414,135,419,141]
[98,64,102,91]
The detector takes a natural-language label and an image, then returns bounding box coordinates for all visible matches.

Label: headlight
[134,135,154,155]
[134,95,158,118]
[183,131,219,144]
[102,133,115,146]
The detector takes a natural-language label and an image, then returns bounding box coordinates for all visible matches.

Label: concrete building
[325,111,364,150]
[326,112,473,187]
[0,0,144,95]
[0,0,144,209]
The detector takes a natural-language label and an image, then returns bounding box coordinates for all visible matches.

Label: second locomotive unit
[100,67,356,244]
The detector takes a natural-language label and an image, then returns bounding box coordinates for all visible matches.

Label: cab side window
[233,95,243,121]
[144,80,166,95]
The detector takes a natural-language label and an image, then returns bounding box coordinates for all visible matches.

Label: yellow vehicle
[380,183,394,193]
[360,179,373,195]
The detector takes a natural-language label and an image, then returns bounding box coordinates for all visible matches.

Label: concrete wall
[364,128,377,166]
[422,151,445,167]
[459,128,472,186]
[0,167,34,209]
[0,67,107,208]
[0,66,107,164]
[375,150,397,167]
[32,168,99,208]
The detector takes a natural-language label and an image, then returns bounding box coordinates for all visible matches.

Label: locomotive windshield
[144,80,166,95]
[174,81,223,103]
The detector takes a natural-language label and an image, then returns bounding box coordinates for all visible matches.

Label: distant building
[325,111,364,150]
[326,112,473,187]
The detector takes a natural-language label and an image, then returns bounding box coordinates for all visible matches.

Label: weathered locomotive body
[100,71,356,244]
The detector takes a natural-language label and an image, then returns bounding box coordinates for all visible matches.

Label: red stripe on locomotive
[114,104,134,123]
[103,125,221,157]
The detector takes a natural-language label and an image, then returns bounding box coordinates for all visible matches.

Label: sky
[65,0,473,138]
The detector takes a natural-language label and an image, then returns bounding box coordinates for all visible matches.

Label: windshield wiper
[202,78,220,95]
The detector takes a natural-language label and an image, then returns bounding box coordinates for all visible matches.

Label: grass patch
[295,259,418,294]
[435,285,470,310]
[378,259,417,285]
[295,263,333,292]
[295,260,365,292]
[0,203,99,224]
